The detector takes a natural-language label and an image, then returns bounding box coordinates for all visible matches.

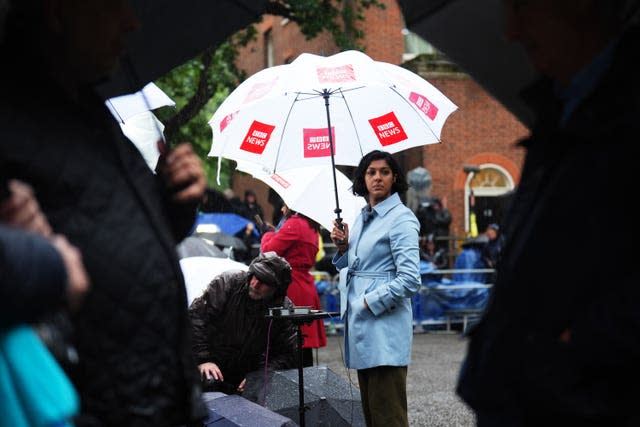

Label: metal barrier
[312,268,495,334]
[311,270,343,335]
[414,268,493,333]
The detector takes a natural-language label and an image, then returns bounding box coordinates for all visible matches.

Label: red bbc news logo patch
[219,112,237,132]
[303,127,335,158]
[368,112,408,146]
[409,92,439,120]
[243,78,277,104]
[316,64,356,84]
[240,121,276,154]
[270,173,290,189]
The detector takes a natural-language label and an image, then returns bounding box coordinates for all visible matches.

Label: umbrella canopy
[105,82,175,123]
[407,166,432,192]
[106,82,176,171]
[117,111,165,171]
[243,366,366,426]
[192,212,259,238]
[209,50,456,225]
[209,50,457,173]
[235,161,366,231]
[397,0,538,127]
[201,392,296,427]
[97,0,267,98]
[177,236,226,259]
[194,231,248,253]
[180,256,249,306]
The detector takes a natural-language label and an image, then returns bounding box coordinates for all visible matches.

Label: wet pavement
[314,331,477,427]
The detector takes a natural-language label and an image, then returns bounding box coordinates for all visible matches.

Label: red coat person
[261,212,328,354]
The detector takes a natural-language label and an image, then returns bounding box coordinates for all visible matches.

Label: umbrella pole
[322,89,343,229]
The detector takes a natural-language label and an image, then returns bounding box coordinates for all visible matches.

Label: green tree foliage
[154,0,385,188]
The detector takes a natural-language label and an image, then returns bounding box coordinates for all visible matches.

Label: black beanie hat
[248,251,292,294]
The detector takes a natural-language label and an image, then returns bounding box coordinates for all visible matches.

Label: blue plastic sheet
[414,259,490,324]
[192,212,260,237]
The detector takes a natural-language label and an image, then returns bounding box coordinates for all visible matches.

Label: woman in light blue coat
[331,150,421,427]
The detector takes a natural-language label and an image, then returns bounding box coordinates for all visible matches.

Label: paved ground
[313,331,477,427]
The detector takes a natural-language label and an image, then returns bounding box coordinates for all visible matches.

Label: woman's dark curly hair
[351,150,408,198]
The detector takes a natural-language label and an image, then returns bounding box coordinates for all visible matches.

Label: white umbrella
[118,111,165,171]
[106,82,176,171]
[209,50,457,225]
[209,50,457,172]
[179,256,248,306]
[235,161,366,231]
[105,82,175,123]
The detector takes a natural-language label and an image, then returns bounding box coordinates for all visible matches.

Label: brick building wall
[230,0,529,239]
[411,72,528,237]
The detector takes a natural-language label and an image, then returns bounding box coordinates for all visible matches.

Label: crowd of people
[2,0,639,426]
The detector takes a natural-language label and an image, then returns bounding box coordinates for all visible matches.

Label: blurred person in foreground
[0,178,89,330]
[330,150,421,427]
[188,252,297,395]
[457,0,640,425]
[0,178,90,427]
[0,1,208,425]
[260,202,327,367]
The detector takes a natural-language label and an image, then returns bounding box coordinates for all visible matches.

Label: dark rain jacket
[189,270,297,389]
[457,24,640,420]
[0,77,205,426]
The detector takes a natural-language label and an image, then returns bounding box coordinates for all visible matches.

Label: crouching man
[189,251,297,394]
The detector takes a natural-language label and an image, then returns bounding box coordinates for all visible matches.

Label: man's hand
[198,362,224,382]
[1,179,90,311]
[158,143,206,203]
[0,180,52,237]
[50,235,90,312]
[237,378,247,393]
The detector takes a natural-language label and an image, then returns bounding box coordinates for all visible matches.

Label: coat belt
[347,270,395,281]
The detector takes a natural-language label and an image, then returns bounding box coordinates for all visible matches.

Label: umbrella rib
[297,86,366,98]
[388,86,440,141]
[105,99,125,123]
[337,89,365,159]
[272,92,301,173]
[296,91,324,98]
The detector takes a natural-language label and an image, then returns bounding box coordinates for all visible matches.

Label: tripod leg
[297,323,306,427]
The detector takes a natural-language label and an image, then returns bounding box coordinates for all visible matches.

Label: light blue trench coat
[333,192,421,369]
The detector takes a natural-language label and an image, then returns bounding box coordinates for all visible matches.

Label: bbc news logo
[409,92,438,120]
[219,112,237,132]
[270,173,290,189]
[303,127,336,158]
[368,112,408,146]
[240,121,276,154]
[243,78,277,104]
[316,64,356,84]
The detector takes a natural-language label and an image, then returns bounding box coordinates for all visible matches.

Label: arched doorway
[465,165,515,234]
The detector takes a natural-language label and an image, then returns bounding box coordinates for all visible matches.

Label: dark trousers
[357,365,408,427]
